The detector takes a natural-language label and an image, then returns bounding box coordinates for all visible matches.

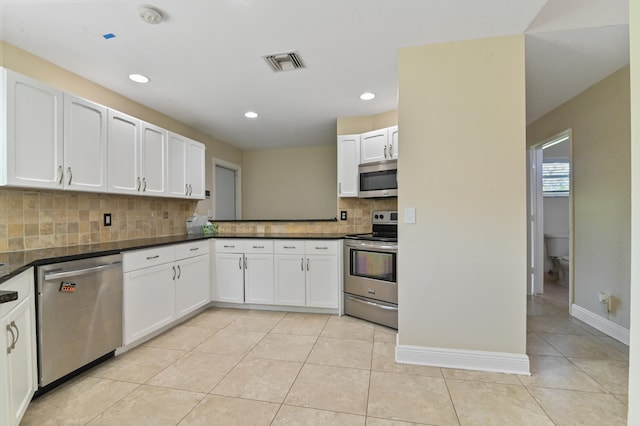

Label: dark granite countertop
[0,233,346,284]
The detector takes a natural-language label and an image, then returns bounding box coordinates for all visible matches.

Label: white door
[274,255,306,306]
[337,135,360,197]
[244,254,274,305]
[186,141,205,198]
[305,255,339,308]
[214,253,245,303]
[6,70,63,189]
[360,128,388,164]
[140,122,167,195]
[215,165,237,219]
[107,110,140,194]
[388,125,399,159]
[64,95,107,192]
[529,147,545,295]
[167,134,187,197]
[175,255,210,318]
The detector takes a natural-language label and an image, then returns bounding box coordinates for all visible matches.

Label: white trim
[571,303,630,345]
[395,343,531,376]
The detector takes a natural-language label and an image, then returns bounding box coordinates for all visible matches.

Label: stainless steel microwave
[358,159,398,198]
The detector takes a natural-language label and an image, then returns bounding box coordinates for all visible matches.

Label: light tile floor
[22,284,629,425]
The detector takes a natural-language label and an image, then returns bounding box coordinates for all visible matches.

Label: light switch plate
[404,207,416,224]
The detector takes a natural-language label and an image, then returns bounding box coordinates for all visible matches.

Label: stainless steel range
[344,210,398,329]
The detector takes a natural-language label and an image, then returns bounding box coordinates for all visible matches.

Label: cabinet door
[64,95,107,192]
[2,296,37,426]
[305,255,339,308]
[140,122,167,196]
[175,255,211,318]
[244,254,274,305]
[123,264,176,345]
[337,135,360,197]
[186,141,205,199]
[5,70,64,189]
[274,255,306,306]
[167,133,187,197]
[388,125,399,159]
[107,110,140,194]
[360,128,388,164]
[214,253,245,303]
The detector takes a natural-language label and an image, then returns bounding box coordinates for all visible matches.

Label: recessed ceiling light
[244,111,258,119]
[129,73,150,83]
[360,92,376,101]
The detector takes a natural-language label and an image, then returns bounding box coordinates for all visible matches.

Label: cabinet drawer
[274,240,305,254]
[123,246,175,272]
[305,240,339,256]
[175,240,209,260]
[215,239,244,253]
[244,240,274,254]
[0,269,33,317]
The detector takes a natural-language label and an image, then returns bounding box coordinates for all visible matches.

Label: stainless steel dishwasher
[36,254,123,388]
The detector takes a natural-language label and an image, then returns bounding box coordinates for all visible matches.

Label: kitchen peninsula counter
[0,233,346,284]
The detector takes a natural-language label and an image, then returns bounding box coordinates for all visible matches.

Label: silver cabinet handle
[252,245,264,249]
[172,265,176,280]
[188,184,193,196]
[58,165,64,185]
[389,142,394,158]
[137,177,142,191]
[306,259,310,271]
[384,145,388,159]
[142,177,147,192]
[185,184,189,196]
[239,256,242,269]
[177,265,181,279]
[190,247,199,251]
[67,166,72,185]
[224,245,235,249]
[11,322,19,349]
[315,247,328,250]
[244,257,248,269]
[6,323,15,354]
[146,255,160,260]
[283,246,296,249]
[300,258,304,271]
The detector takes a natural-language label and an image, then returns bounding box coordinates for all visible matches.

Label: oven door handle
[344,240,397,252]
[345,294,398,311]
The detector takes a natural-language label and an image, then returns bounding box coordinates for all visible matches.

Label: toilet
[544,234,570,285]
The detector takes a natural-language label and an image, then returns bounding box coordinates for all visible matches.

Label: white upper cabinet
[108,111,169,196]
[107,110,140,194]
[360,126,398,164]
[168,132,205,199]
[139,122,167,195]
[64,95,108,192]
[3,69,64,188]
[337,134,360,197]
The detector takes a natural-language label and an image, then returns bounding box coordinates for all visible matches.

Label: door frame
[212,158,242,220]
[527,129,573,301]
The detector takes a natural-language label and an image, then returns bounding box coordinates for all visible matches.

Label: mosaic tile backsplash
[0,188,397,253]
[0,188,197,252]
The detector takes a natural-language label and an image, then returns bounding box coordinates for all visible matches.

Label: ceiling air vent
[263,51,305,72]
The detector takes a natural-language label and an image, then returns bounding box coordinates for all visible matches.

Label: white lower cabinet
[0,269,37,426]
[274,240,340,309]
[123,241,210,345]
[213,240,274,305]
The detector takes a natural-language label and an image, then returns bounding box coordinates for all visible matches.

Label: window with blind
[542,162,570,196]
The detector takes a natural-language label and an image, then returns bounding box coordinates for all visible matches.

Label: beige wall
[0,41,243,217]
[397,35,527,354]
[337,110,398,135]
[628,0,639,422]
[242,145,337,220]
[527,66,631,329]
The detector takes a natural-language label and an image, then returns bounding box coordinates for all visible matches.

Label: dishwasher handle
[43,261,122,280]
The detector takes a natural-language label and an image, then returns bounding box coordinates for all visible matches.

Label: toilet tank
[545,234,569,257]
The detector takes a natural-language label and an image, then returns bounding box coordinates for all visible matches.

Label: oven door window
[350,249,396,282]
[360,169,398,192]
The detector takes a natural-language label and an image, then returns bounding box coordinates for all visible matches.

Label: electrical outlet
[103,213,112,227]
[340,211,347,220]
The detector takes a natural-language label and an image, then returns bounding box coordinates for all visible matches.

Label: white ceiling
[0,0,630,150]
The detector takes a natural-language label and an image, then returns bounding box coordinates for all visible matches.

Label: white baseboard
[395,341,530,376]
[571,303,630,345]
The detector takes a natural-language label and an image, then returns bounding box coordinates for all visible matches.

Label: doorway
[528,130,572,306]
[213,158,242,220]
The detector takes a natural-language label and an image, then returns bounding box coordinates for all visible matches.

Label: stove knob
[374,214,379,219]
[380,214,384,219]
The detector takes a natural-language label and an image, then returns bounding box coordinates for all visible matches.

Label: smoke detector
[138,4,164,24]
[263,52,305,72]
